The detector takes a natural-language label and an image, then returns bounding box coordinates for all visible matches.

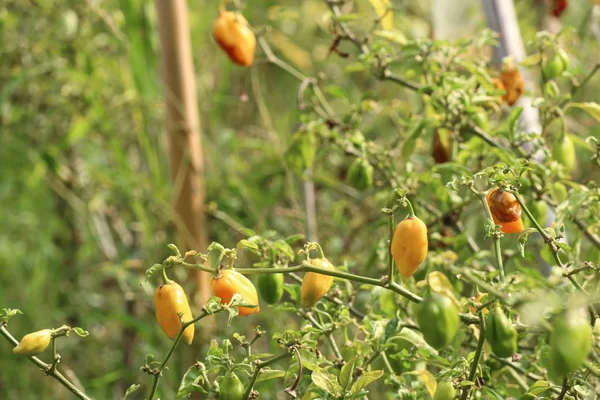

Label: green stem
[313,243,326,259]
[258,37,306,82]
[242,352,293,400]
[326,334,343,360]
[161,268,169,285]
[48,338,59,375]
[559,63,600,107]
[379,351,401,386]
[556,377,569,400]
[147,307,226,400]
[210,263,478,324]
[468,124,510,152]
[388,213,395,283]
[305,312,342,360]
[571,216,600,250]
[0,325,91,400]
[449,266,510,303]
[181,261,218,274]
[506,368,528,391]
[459,311,486,400]
[405,198,416,218]
[473,188,506,283]
[490,354,561,393]
[583,360,600,378]
[514,193,590,296]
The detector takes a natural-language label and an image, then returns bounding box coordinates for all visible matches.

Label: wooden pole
[481,0,542,142]
[155,0,211,305]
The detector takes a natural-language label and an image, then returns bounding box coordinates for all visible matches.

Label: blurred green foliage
[1,0,599,399]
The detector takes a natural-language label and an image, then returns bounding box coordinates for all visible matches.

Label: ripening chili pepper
[13,329,52,356]
[434,381,457,400]
[548,309,592,377]
[552,135,576,173]
[391,216,428,279]
[416,292,460,349]
[432,129,452,164]
[543,50,569,80]
[212,11,256,66]
[301,258,335,307]
[485,306,518,358]
[257,268,285,305]
[486,188,524,234]
[498,67,525,106]
[346,157,374,190]
[219,372,245,400]
[154,280,195,344]
[469,292,489,314]
[211,269,260,315]
[551,0,567,17]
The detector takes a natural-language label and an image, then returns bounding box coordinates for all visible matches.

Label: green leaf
[325,85,349,99]
[123,384,141,400]
[481,387,505,399]
[526,380,552,395]
[338,357,357,391]
[401,118,429,160]
[237,239,259,253]
[272,240,296,260]
[507,107,524,140]
[284,234,305,244]
[167,243,182,257]
[350,370,384,393]
[207,242,226,254]
[573,385,591,396]
[286,130,317,175]
[145,353,155,365]
[344,63,368,74]
[0,308,22,324]
[227,306,240,326]
[520,53,541,67]
[566,102,600,122]
[373,30,406,44]
[72,327,89,337]
[518,380,552,399]
[311,370,342,397]
[206,340,224,362]
[145,263,164,280]
[556,242,571,253]
[256,369,286,383]
[517,229,536,258]
[383,317,399,342]
[176,363,207,398]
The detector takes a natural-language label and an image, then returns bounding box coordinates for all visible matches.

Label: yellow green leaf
[368,0,393,30]
[403,369,437,397]
[269,31,312,70]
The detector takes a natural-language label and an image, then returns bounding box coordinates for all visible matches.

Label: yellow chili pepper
[301,258,335,307]
[391,216,428,279]
[154,280,195,344]
[13,329,53,356]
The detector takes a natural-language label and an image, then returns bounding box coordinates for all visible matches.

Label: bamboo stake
[155,0,211,305]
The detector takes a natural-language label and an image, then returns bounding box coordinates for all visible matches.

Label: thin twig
[0,325,91,400]
[459,311,486,400]
[146,306,226,400]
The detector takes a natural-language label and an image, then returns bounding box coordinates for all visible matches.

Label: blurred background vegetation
[1,0,599,398]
